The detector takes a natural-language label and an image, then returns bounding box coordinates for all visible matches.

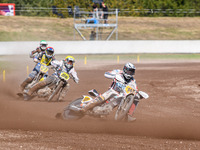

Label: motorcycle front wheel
[115,95,134,121]
[48,81,63,102]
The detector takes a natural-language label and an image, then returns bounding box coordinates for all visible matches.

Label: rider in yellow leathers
[20,47,55,92]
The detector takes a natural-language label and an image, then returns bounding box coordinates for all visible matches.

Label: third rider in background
[30,40,48,58]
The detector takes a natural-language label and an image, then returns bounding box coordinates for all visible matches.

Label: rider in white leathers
[81,62,139,122]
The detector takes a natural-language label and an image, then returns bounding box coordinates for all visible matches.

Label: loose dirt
[0,56,200,149]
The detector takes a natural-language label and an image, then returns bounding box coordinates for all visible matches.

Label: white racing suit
[83,69,139,120]
[27,60,79,101]
[51,60,79,84]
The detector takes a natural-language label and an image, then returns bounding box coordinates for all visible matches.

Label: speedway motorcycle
[47,70,70,102]
[23,68,71,102]
[25,62,49,92]
[60,74,149,121]
[17,62,49,99]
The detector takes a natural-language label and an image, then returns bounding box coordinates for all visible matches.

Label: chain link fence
[14,6,200,17]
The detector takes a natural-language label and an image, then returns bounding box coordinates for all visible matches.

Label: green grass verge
[1,16,200,41]
[57,53,200,60]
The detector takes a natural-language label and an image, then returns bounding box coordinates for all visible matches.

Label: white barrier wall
[0,40,200,55]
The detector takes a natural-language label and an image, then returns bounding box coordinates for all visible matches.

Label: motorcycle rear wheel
[115,95,134,121]
[62,98,84,120]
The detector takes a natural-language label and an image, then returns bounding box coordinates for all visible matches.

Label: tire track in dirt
[0,62,200,141]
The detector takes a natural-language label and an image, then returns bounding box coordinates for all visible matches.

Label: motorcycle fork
[127,99,139,116]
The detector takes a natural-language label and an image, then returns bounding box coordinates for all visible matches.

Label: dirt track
[0,56,200,149]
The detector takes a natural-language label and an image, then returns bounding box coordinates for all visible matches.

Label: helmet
[123,62,136,80]
[64,56,75,68]
[40,40,48,51]
[45,47,54,59]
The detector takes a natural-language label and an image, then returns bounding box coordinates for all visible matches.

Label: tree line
[0,0,200,17]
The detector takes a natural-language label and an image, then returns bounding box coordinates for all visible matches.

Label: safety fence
[1,40,200,82]
[1,41,200,55]
[14,7,200,13]
[12,7,200,17]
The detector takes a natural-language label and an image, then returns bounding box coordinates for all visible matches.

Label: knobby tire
[48,82,63,102]
[62,98,84,120]
[115,95,134,121]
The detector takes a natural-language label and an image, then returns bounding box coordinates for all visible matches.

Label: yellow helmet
[64,56,75,68]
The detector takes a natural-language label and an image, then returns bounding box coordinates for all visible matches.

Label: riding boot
[81,95,105,113]
[27,81,47,96]
[20,77,32,91]
[127,98,139,122]
[127,115,136,122]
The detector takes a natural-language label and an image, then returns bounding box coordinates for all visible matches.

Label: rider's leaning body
[104,69,138,94]
[51,59,79,83]
[29,40,48,58]
[33,50,55,68]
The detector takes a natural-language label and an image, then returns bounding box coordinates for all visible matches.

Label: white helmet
[123,62,136,80]
[40,40,48,51]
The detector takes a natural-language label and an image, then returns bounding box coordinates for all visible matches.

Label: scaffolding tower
[73,9,118,41]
